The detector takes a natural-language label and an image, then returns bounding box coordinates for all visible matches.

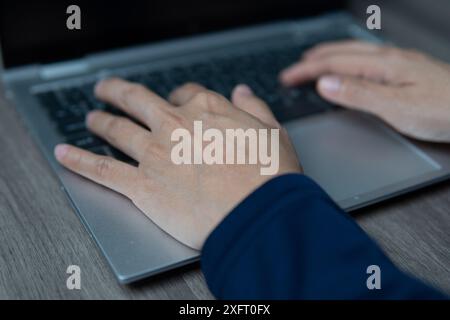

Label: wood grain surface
[1,2,450,298]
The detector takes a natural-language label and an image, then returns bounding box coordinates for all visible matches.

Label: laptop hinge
[39,60,90,80]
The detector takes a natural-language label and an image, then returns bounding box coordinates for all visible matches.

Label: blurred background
[1,0,449,67]
[350,0,450,62]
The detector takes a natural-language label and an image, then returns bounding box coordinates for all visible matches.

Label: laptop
[2,0,450,284]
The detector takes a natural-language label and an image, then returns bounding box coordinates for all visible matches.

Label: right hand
[280,40,450,143]
[54,80,301,250]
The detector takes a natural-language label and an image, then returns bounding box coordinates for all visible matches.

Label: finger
[168,82,208,106]
[231,84,280,127]
[54,144,139,198]
[316,75,396,117]
[86,110,152,161]
[280,53,392,86]
[303,40,381,60]
[95,77,173,130]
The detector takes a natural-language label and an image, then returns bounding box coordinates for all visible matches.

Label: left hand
[280,40,450,142]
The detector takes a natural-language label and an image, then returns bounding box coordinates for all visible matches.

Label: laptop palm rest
[59,169,199,284]
[285,110,441,205]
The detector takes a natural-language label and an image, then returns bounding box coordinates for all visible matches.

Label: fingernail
[279,66,297,84]
[319,76,341,94]
[234,84,253,97]
[54,144,70,161]
[86,111,97,126]
[94,81,102,93]
[94,79,107,95]
[302,49,316,59]
[279,68,293,80]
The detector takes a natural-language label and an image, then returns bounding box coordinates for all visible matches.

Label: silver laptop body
[2,9,450,284]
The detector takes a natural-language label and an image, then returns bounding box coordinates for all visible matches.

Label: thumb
[317,75,395,116]
[232,84,280,127]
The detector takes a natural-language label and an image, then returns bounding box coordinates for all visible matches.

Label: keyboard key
[58,121,86,135]
[88,145,109,156]
[66,134,104,149]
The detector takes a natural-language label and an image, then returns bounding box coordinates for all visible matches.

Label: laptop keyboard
[35,41,344,164]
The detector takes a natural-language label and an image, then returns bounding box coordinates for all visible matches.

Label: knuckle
[163,110,186,129]
[198,91,227,112]
[206,91,226,110]
[94,157,114,179]
[171,83,193,98]
[146,141,167,160]
[169,82,199,104]
[191,91,210,106]
[121,83,145,103]
[182,82,202,91]
[105,117,123,137]
[380,47,398,58]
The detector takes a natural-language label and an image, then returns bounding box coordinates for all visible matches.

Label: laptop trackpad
[284,110,440,202]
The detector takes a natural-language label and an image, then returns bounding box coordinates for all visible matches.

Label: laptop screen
[0,0,345,69]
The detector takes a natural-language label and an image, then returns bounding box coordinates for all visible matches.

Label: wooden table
[2,3,450,297]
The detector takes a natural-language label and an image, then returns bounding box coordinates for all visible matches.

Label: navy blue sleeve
[201,174,446,299]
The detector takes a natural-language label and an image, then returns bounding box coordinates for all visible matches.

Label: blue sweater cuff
[201,174,328,295]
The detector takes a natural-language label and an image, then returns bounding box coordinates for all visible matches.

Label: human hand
[280,40,450,142]
[54,79,301,250]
